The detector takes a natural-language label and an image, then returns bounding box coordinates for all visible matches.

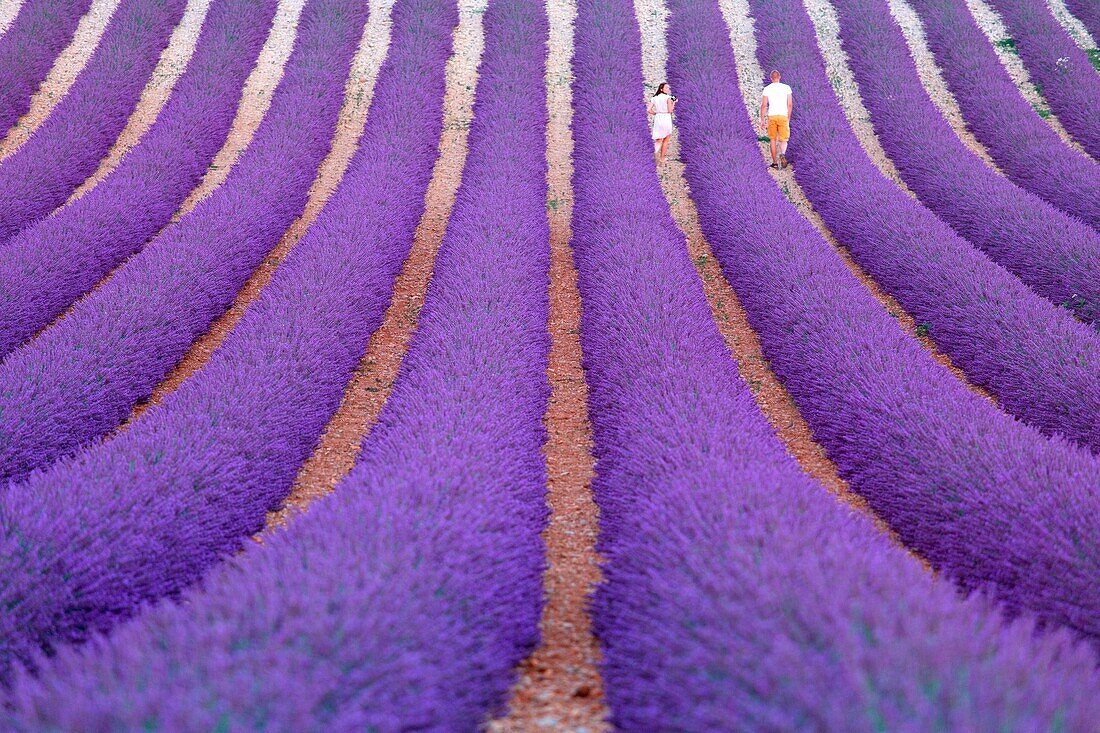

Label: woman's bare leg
[659,135,670,163]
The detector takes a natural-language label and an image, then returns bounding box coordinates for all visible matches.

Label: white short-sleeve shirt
[763,82,792,116]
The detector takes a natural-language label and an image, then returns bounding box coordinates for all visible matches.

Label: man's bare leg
[769,135,778,166]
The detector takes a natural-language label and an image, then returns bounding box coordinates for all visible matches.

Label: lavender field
[0,0,1098,729]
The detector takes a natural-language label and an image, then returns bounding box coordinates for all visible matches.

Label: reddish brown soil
[262,0,485,531]
[0,0,120,159]
[490,0,610,729]
[126,0,397,426]
[66,0,213,205]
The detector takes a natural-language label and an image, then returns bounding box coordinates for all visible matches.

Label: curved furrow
[984,0,1100,156]
[0,0,92,138]
[904,0,1100,227]
[121,0,400,427]
[743,0,1100,454]
[2,2,552,726]
[259,0,476,529]
[0,0,186,243]
[668,0,1100,648]
[0,0,116,156]
[1063,0,1099,39]
[0,0,418,681]
[571,0,1100,728]
[493,0,610,726]
[0,0,276,359]
[0,0,364,489]
[827,0,1100,325]
[638,0,911,546]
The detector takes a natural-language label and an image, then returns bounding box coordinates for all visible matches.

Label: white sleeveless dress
[651,93,673,140]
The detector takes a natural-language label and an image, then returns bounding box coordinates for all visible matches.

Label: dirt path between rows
[0,0,120,159]
[171,0,305,219]
[636,0,923,555]
[1046,0,1096,49]
[719,0,995,404]
[490,0,609,730]
[65,0,213,204]
[263,0,485,529]
[127,0,396,425]
[964,0,1092,157]
[0,0,25,38]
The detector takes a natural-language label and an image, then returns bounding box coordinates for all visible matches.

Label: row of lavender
[2,0,556,727]
[0,0,187,243]
[0,0,277,358]
[669,0,1100,648]
[986,0,1100,158]
[0,0,413,678]
[0,0,361,488]
[0,0,91,138]
[572,0,1100,728]
[744,0,1100,451]
[818,0,1100,327]
[902,0,1099,229]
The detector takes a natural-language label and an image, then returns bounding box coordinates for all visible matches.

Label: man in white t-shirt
[759,70,793,169]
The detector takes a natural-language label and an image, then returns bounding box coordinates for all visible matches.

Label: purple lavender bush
[0,0,367,488]
[0,0,276,359]
[572,0,1100,728]
[907,0,1100,228]
[741,0,1100,455]
[0,0,455,682]
[1062,0,1100,40]
[2,1,550,725]
[0,0,92,137]
[666,0,1100,647]
[986,0,1100,157]
[0,0,187,243]
[826,0,1100,325]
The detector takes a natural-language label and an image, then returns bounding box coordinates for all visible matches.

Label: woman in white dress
[647,82,676,164]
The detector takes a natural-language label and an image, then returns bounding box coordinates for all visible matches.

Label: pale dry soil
[0,0,121,159]
[1046,0,1097,49]
[964,0,1092,156]
[0,0,25,39]
[66,0,214,204]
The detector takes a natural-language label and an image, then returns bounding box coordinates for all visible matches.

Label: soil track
[824,0,998,168]
[636,0,914,549]
[491,0,609,729]
[127,0,395,425]
[719,0,995,403]
[172,0,305,218]
[0,0,24,38]
[0,0,120,159]
[964,0,1091,156]
[1047,0,1096,48]
[65,0,213,204]
[263,0,485,529]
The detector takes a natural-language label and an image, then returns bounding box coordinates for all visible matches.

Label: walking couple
[647,71,793,170]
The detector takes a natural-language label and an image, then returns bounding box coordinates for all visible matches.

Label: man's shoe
[780,155,789,169]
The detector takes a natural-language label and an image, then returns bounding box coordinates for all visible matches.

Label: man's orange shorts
[767,114,790,142]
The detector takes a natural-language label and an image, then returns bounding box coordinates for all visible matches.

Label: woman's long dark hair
[653,82,669,96]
